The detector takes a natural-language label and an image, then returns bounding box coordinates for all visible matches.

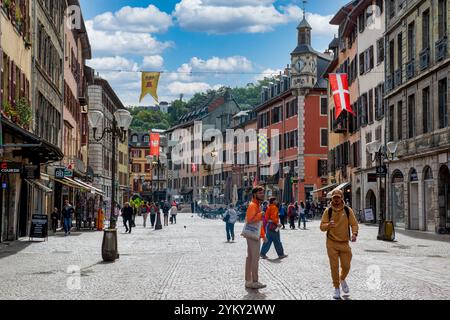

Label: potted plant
[2,0,11,16]
[15,97,32,127]
[24,35,32,49]
[3,101,17,120]
[15,6,23,33]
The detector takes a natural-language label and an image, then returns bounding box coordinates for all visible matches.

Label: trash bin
[383,220,395,241]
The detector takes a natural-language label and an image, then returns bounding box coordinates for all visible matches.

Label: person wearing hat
[320,189,359,300]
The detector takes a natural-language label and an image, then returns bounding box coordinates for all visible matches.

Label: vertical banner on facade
[140,72,160,103]
[150,133,160,156]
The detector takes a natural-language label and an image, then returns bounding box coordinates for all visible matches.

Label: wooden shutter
[8,58,12,105]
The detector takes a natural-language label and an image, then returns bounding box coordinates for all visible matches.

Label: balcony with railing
[406,60,415,80]
[436,37,448,62]
[385,74,394,93]
[394,69,403,88]
[419,48,430,71]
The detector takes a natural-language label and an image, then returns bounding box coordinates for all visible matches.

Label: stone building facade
[385,0,450,233]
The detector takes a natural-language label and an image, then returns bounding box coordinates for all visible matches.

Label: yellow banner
[140,72,160,103]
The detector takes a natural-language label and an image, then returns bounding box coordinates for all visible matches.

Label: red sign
[150,133,160,156]
[329,73,355,119]
[191,164,197,173]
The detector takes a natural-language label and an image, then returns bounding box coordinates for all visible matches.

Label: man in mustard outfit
[320,189,359,299]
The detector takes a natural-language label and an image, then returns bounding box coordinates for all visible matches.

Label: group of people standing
[241,186,359,299]
[120,200,179,233]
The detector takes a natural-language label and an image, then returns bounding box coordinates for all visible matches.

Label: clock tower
[290,6,317,90]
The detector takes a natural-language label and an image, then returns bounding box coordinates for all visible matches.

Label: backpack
[327,206,351,239]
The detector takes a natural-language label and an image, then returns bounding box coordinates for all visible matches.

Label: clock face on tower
[295,59,305,72]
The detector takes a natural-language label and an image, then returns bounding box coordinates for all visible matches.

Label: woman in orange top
[244,186,267,290]
[260,197,288,260]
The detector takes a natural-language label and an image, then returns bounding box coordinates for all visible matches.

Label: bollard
[102,229,119,261]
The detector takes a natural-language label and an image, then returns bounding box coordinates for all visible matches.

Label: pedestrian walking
[62,200,74,236]
[131,203,137,228]
[163,201,170,226]
[243,186,267,290]
[149,202,157,227]
[51,208,59,233]
[279,203,287,229]
[260,198,288,260]
[121,202,134,233]
[287,202,297,229]
[305,200,311,220]
[298,201,307,230]
[170,201,178,224]
[223,204,238,242]
[320,189,359,300]
[141,202,149,228]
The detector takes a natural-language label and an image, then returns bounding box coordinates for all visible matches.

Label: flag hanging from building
[329,73,355,119]
[258,133,268,158]
[150,133,160,156]
[140,72,160,103]
[191,163,197,173]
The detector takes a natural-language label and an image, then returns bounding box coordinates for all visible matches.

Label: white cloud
[92,5,173,33]
[86,20,173,55]
[166,63,194,82]
[142,55,164,69]
[190,56,252,72]
[173,0,338,36]
[167,81,212,95]
[254,68,283,82]
[173,0,286,34]
[87,56,139,72]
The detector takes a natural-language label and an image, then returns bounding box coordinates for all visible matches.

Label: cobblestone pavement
[0,213,449,300]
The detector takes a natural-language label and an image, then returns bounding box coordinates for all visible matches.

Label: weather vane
[302,0,307,19]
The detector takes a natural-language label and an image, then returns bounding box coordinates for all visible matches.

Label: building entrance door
[409,183,419,230]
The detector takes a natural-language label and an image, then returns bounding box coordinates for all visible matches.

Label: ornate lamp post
[152,156,164,230]
[88,109,132,262]
[366,140,398,241]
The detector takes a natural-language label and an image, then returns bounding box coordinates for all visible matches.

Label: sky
[80,0,349,106]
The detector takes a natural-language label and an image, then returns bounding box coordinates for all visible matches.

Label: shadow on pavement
[0,241,33,260]
[243,289,267,300]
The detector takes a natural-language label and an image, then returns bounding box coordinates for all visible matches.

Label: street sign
[368,173,386,182]
[29,214,48,240]
[21,165,41,180]
[376,165,388,175]
[0,162,22,174]
[55,168,65,179]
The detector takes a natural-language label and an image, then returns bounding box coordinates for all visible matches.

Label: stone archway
[365,189,377,223]
[438,165,450,233]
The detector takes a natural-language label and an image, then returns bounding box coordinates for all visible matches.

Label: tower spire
[302,0,307,20]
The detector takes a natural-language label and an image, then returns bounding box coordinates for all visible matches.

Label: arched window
[423,166,433,181]
[409,168,418,182]
[392,170,404,183]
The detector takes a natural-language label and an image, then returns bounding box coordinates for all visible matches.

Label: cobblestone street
[0,213,449,300]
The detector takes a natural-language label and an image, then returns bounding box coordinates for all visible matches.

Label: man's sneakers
[340,280,349,294]
[245,281,267,289]
[278,254,288,260]
[333,288,341,300]
[260,254,268,259]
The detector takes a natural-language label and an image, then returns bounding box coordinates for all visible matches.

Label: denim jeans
[298,214,306,229]
[226,222,235,241]
[63,217,72,234]
[260,228,285,257]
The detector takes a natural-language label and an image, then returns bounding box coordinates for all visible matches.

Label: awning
[312,183,338,193]
[74,178,105,196]
[25,179,53,193]
[51,176,90,192]
[1,116,63,163]
[326,182,351,199]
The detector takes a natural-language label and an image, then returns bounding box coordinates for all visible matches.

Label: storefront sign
[29,214,48,240]
[21,165,41,180]
[376,165,388,175]
[0,162,22,174]
[55,168,65,179]
[364,208,374,221]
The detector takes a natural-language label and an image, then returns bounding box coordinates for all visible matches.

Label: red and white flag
[329,73,355,119]
[191,163,197,173]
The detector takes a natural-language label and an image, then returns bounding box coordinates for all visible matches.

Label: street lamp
[151,156,164,230]
[88,108,132,262]
[366,140,398,241]
[211,149,218,205]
